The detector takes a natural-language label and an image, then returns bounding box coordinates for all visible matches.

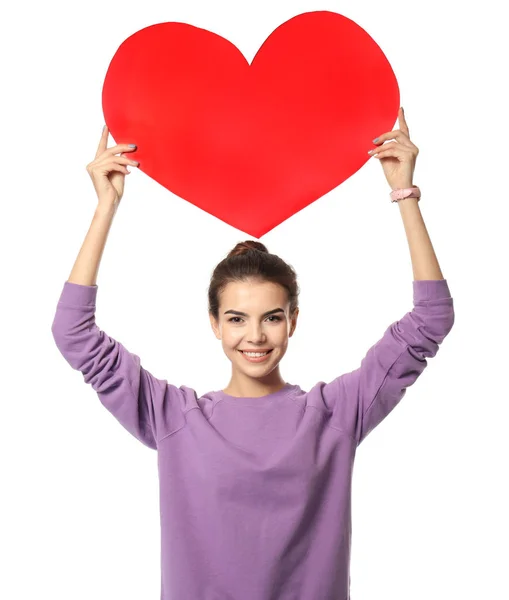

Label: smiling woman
[208,240,300,398]
[50,123,454,600]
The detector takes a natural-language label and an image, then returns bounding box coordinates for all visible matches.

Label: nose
[247,323,267,344]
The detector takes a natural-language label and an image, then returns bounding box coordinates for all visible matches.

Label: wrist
[390,183,421,204]
[391,182,414,190]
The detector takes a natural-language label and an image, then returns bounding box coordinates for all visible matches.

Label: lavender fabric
[51,279,454,600]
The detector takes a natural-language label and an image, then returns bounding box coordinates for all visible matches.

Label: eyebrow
[224,308,285,317]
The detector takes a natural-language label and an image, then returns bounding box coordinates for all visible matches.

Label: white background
[1,0,508,599]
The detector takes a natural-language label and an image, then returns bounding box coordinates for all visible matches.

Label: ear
[209,313,221,340]
[289,307,299,338]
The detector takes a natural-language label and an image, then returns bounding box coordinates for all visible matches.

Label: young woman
[51,109,454,600]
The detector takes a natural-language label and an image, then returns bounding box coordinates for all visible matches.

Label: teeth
[242,351,269,357]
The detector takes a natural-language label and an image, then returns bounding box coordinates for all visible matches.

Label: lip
[238,349,273,363]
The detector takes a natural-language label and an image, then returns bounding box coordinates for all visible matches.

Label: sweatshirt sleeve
[326,279,455,446]
[51,281,181,450]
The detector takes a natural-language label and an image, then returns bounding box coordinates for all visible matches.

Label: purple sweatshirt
[51,278,454,600]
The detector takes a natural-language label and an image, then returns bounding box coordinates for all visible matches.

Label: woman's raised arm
[67,125,139,286]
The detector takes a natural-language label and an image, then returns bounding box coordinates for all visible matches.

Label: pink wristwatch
[390,186,421,203]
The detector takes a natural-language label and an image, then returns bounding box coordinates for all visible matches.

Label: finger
[107,143,137,155]
[95,125,109,159]
[372,144,413,158]
[372,130,411,145]
[97,143,138,159]
[370,141,400,153]
[372,130,413,149]
[108,165,131,175]
[398,107,410,137]
[95,155,139,168]
[100,163,131,176]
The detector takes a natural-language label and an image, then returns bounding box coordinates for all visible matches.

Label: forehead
[220,280,287,307]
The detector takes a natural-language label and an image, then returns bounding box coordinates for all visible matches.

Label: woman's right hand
[86,125,139,210]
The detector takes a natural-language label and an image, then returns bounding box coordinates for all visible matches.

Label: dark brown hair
[208,240,300,321]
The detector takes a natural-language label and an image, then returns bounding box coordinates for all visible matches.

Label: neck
[223,373,287,398]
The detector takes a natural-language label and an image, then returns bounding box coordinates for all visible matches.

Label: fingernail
[128,144,137,148]
[373,138,379,143]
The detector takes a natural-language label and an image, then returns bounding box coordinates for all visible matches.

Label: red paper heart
[102,11,399,237]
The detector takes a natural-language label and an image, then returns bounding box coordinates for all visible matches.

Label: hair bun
[209,240,299,321]
[227,240,269,259]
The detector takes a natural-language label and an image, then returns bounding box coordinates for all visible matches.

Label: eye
[268,316,282,322]
[228,315,282,324]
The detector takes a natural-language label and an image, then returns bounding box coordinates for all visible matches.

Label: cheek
[276,325,290,341]
[278,338,289,350]
[223,331,242,346]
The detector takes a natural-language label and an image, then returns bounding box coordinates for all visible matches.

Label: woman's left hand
[368,107,419,190]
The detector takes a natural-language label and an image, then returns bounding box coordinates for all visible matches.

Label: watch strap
[390,186,421,202]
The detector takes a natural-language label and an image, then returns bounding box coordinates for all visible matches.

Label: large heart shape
[102,11,399,237]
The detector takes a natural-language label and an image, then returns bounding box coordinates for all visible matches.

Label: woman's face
[209,279,298,376]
